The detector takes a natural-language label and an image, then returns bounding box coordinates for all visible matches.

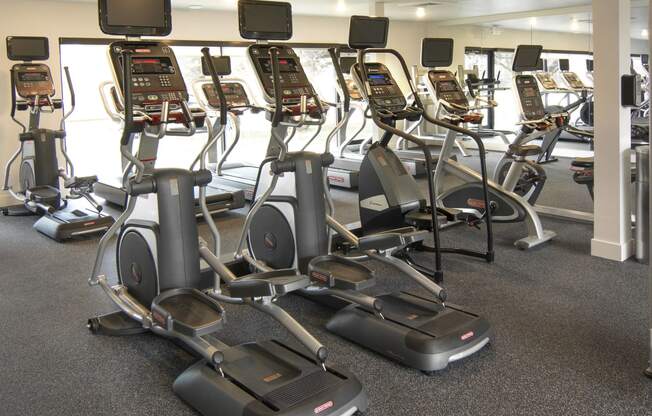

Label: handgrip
[10,67,17,119]
[120,51,134,146]
[270,159,296,175]
[201,48,228,125]
[63,66,76,109]
[269,47,284,127]
[328,47,351,112]
[321,153,334,167]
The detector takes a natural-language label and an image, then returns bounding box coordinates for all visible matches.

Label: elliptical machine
[425,42,557,249]
[2,36,114,241]
[88,2,367,415]
[238,12,492,373]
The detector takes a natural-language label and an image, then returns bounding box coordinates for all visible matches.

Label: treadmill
[193,56,259,200]
[94,59,245,214]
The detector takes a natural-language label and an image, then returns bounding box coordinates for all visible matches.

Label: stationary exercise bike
[87,2,367,413]
[2,36,114,241]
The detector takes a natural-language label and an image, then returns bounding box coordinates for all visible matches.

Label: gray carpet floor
[0,152,650,416]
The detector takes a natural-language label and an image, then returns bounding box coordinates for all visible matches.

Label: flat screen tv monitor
[586,59,594,72]
[339,57,357,74]
[202,56,232,76]
[238,0,292,41]
[559,58,570,71]
[512,45,543,72]
[421,38,454,68]
[642,54,649,65]
[348,16,389,49]
[99,0,172,36]
[6,37,49,61]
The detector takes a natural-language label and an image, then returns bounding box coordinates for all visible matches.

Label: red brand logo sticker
[466,199,486,209]
[461,331,474,341]
[314,401,334,414]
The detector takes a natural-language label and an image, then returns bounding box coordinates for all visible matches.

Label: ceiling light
[416,7,426,18]
[570,18,579,32]
[642,29,649,38]
[188,4,203,10]
[336,0,346,12]
[529,17,537,26]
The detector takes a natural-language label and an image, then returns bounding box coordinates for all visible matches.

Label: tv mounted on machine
[98,0,172,36]
[586,59,594,72]
[559,58,570,72]
[537,58,548,72]
[201,55,231,76]
[421,38,454,68]
[238,0,292,41]
[512,44,543,72]
[6,36,49,61]
[348,15,389,49]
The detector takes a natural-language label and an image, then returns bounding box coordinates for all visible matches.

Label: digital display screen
[438,81,459,92]
[349,16,389,49]
[586,59,594,71]
[18,72,49,82]
[512,45,543,72]
[131,57,174,74]
[106,0,166,28]
[6,37,49,61]
[201,55,231,76]
[239,1,292,40]
[523,87,538,98]
[340,57,357,75]
[368,73,392,86]
[421,38,454,68]
[259,57,298,74]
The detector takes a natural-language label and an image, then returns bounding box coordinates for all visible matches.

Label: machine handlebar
[269,47,284,127]
[120,51,135,146]
[328,47,351,113]
[201,48,228,125]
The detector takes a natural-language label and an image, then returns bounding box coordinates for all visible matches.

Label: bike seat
[358,226,428,251]
[151,288,224,338]
[509,144,542,157]
[571,157,594,168]
[64,175,98,189]
[308,255,375,291]
[229,270,309,299]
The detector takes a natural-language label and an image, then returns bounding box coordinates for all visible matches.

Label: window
[60,41,340,178]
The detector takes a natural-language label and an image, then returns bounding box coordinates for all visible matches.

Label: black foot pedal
[88,311,147,336]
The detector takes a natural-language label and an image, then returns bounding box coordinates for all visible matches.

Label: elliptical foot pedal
[88,311,148,336]
[308,255,375,291]
[151,288,224,337]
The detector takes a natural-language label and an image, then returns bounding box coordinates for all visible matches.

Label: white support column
[591,0,633,261]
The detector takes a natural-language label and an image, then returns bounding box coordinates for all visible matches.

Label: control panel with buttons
[201,81,250,112]
[108,41,189,112]
[354,62,406,113]
[427,70,468,112]
[12,63,55,100]
[515,75,546,121]
[248,44,313,107]
[107,41,204,126]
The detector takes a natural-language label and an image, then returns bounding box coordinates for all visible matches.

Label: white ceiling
[53,0,650,38]
[483,4,649,40]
